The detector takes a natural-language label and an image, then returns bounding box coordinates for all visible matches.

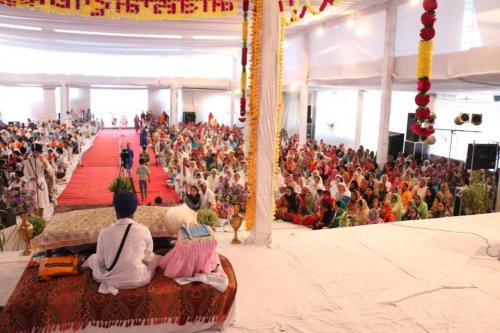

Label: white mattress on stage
[1,213,500,333]
[217,213,500,333]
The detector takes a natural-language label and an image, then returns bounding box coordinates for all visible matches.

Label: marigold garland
[272,16,286,215]
[244,0,263,231]
[412,0,438,140]
[279,0,336,26]
[0,0,238,21]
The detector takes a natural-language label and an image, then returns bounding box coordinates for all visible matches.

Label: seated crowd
[137,113,246,218]
[134,114,495,230]
[0,117,98,218]
[275,131,495,229]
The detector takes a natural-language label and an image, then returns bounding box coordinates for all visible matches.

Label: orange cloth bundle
[38,255,80,281]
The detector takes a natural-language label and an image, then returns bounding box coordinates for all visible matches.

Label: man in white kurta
[84,191,159,295]
[22,143,52,215]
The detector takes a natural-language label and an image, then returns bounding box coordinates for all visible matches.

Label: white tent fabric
[181,89,232,125]
[281,92,300,135]
[306,0,500,87]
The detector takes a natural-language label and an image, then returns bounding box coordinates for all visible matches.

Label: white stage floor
[1,214,500,332]
[215,214,500,333]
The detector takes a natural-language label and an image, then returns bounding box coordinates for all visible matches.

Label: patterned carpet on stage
[0,255,236,333]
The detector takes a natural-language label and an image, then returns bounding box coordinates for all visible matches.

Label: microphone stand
[433,128,481,171]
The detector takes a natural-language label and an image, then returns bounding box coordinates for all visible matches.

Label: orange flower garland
[273,16,286,214]
[244,0,263,231]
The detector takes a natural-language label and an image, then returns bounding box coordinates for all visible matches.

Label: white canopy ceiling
[0,0,385,55]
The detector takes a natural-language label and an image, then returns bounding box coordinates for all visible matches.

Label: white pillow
[162,204,198,234]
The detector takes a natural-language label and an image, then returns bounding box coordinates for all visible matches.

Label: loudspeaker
[493,95,500,102]
[388,132,404,160]
[182,112,196,124]
[406,113,419,142]
[465,144,498,170]
[471,114,482,125]
[307,105,312,124]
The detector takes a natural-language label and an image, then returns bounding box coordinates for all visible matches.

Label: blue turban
[114,191,138,218]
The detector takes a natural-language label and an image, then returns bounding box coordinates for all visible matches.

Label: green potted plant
[108,177,133,193]
[197,209,219,229]
[338,210,357,228]
[28,215,45,237]
[108,177,134,204]
[461,171,494,215]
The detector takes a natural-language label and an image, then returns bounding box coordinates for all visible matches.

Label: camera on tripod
[120,148,130,168]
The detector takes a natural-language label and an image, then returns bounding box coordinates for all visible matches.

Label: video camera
[120,149,130,168]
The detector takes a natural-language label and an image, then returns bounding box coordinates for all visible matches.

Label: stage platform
[1,213,500,332]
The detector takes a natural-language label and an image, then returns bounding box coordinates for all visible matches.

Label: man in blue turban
[84,191,159,295]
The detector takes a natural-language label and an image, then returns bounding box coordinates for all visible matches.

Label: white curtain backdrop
[91,89,148,127]
[282,92,300,135]
[245,0,280,246]
[0,86,44,122]
[181,89,231,125]
[315,90,358,146]
[283,34,305,84]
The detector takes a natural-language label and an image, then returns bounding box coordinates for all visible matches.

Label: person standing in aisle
[136,158,150,203]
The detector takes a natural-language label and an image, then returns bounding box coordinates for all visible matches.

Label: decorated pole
[411,0,438,143]
[244,0,281,245]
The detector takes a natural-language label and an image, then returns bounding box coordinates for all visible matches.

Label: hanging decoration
[0,0,237,21]
[411,0,438,141]
[239,0,250,123]
[244,0,264,231]
[278,0,335,26]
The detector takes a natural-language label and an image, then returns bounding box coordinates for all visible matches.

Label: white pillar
[298,34,309,146]
[170,84,179,125]
[42,87,57,121]
[245,0,280,246]
[354,90,365,148]
[60,83,70,126]
[376,1,397,166]
[148,87,162,117]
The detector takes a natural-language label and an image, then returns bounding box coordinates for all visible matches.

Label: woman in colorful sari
[329,200,347,228]
[388,192,403,221]
[354,199,370,226]
[292,188,317,226]
[380,201,397,222]
[276,186,302,222]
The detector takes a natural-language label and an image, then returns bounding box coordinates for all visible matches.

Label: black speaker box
[404,140,428,161]
[465,144,498,170]
[183,112,196,124]
[388,132,404,160]
[406,113,419,142]
[307,105,312,124]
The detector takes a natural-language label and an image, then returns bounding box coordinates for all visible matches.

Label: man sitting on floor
[84,191,159,295]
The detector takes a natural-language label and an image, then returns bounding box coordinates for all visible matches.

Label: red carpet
[57,129,179,211]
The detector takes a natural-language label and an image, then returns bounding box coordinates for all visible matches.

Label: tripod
[119,166,137,194]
